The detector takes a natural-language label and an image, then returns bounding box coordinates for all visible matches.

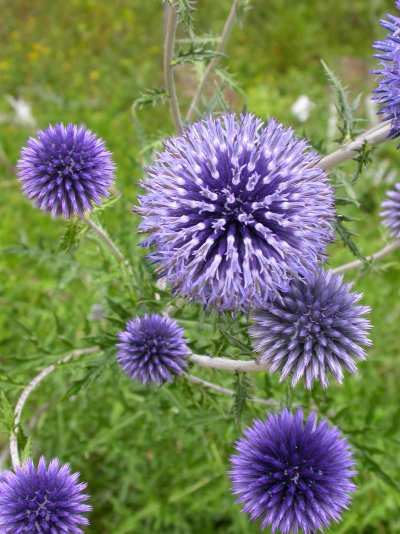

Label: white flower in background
[5,96,36,127]
[290,94,315,122]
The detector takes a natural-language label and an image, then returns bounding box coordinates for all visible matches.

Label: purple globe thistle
[249,269,371,389]
[229,409,356,534]
[0,457,91,533]
[136,114,334,312]
[116,314,189,386]
[372,2,400,137]
[17,123,115,218]
[381,182,400,238]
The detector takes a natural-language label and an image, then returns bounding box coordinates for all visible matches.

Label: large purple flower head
[229,409,356,533]
[372,3,400,137]
[116,314,189,386]
[250,269,371,389]
[0,457,91,533]
[136,114,334,312]
[17,123,115,218]
[381,182,400,237]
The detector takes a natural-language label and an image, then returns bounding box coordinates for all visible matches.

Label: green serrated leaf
[92,194,120,215]
[232,371,253,428]
[321,60,357,142]
[133,88,169,110]
[335,217,367,262]
[58,218,85,254]
[174,0,196,38]
[352,141,375,184]
[172,44,225,65]
[216,68,245,96]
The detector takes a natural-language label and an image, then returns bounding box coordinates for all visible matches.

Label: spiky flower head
[17,123,115,218]
[381,182,400,238]
[250,269,371,389]
[229,409,356,533]
[372,3,400,137]
[0,457,91,533]
[137,114,334,312]
[117,314,189,386]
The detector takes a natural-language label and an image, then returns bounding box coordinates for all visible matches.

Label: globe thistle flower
[136,114,334,312]
[17,123,115,218]
[381,182,400,238]
[372,3,400,137]
[229,409,356,533]
[249,269,371,389]
[0,457,91,533]
[116,314,189,386]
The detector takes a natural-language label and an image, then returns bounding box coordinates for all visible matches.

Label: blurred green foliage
[1,0,400,532]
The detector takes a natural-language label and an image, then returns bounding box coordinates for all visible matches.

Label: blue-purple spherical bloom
[0,457,91,533]
[372,3,400,137]
[381,182,400,238]
[229,409,356,533]
[136,114,334,312]
[116,314,189,386]
[250,269,371,389]
[17,123,115,218]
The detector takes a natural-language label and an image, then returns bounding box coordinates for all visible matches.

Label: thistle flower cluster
[18,123,115,218]
[0,457,91,533]
[117,314,189,386]
[372,2,400,137]
[137,113,334,312]
[230,409,356,533]
[14,1,400,529]
[250,269,371,389]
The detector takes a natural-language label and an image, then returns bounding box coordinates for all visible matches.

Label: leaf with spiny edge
[232,371,254,429]
[172,44,225,65]
[133,88,169,110]
[321,60,360,143]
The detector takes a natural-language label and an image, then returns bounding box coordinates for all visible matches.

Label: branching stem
[319,121,391,170]
[185,373,279,406]
[9,347,99,470]
[186,0,240,121]
[164,3,183,132]
[333,240,400,275]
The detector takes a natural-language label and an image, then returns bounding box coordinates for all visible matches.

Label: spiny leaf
[232,371,253,428]
[172,44,225,65]
[174,0,196,38]
[58,218,85,254]
[216,68,245,96]
[352,141,375,183]
[92,194,120,214]
[335,217,367,263]
[321,60,358,142]
[133,88,169,110]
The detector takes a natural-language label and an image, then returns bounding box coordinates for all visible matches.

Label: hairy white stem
[9,347,99,470]
[319,122,391,170]
[164,3,183,132]
[186,0,240,121]
[189,353,267,372]
[185,373,279,406]
[333,240,400,275]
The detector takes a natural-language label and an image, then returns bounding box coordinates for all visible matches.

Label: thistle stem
[185,373,279,406]
[186,0,240,122]
[319,121,391,170]
[82,215,134,285]
[332,240,400,275]
[164,3,183,132]
[189,353,267,372]
[9,347,99,470]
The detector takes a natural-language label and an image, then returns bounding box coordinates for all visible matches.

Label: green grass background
[1,0,400,532]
